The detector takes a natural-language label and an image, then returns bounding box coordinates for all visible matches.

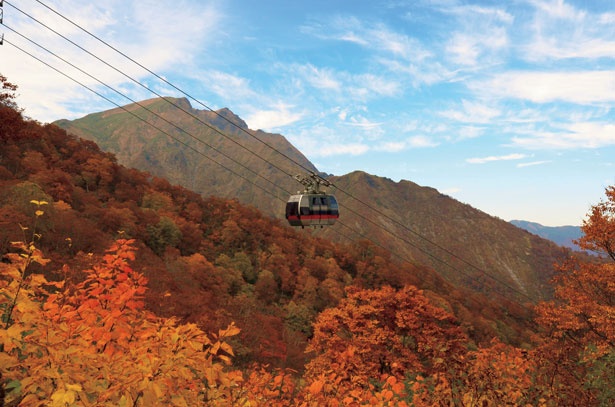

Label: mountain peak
[213,107,248,130]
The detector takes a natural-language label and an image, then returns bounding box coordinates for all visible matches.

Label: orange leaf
[308,379,324,395]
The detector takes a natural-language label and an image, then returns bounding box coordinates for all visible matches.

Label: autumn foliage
[1,75,614,405]
[1,230,242,405]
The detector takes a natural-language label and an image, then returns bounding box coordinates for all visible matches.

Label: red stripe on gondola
[286,215,338,220]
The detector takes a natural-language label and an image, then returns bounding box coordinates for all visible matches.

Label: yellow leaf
[0,352,18,369]
[51,389,76,406]
[20,394,40,405]
[220,342,234,356]
[171,395,189,407]
[210,341,220,354]
[66,383,82,392]
[28,273,48,287]
[219,323,240,338]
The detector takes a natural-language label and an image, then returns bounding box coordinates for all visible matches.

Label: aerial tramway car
[285,173,339,228]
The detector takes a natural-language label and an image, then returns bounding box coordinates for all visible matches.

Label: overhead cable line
[4,31,428,282]
[6,2,534,302]
[4,0,300,182]
[3,23,292,204]
[28,0,316,178]
[3,36,294,208]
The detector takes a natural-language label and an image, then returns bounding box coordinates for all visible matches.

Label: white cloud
[302,15,444,88]
[598,12,615,24]
[315,16,430,62]
[319,143,370,157]
[286,123,370,158]
[357,74,401,97]
[244,104,304,131]
[443,4,514,24]
[376,141,406,153]
[346,116,383,129]
[442,4,512,67]
[445,27,508,67]
[528,0,580,20]
[289,63,400,103]
[377,58,449,87]
[446,33,481,66]
[517,161,550,168]
[369,134,440,152]
[524,0,615,61]
[205,71,256,101]
[300,64,342,91]
[4,0,223,122]
[407,135,440,148]
[511,122,615,149]
[440,99,501,123]
[474,71,615,104]
[466,153,528,164]
[457,126,485,140]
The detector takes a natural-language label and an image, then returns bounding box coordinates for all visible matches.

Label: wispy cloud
[244,103,304,131]
[301,15,444,88]
[511,122,615,149]
[320,143,370,157]
[440,99,501,123]
[374,135,439,152]
[523,0,615,61]
[474,71,615,104]
[517,160,551,168]
[407,135,440,148]
[312,16,431,62]
[298,64,342,91]
[5,0,224,122]
[204,70,257,102]
[345,116,384,129]
[441,4,512,67]
[467,153,528,164]
[286,123,370,158]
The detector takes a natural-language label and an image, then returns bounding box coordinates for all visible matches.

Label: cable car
[286,193,339,227]
[285,173,339,228]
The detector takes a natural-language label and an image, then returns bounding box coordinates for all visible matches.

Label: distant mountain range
[510,220,583,251]
[55,97,580,302]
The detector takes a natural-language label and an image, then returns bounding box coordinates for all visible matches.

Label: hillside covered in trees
[56,97,574,303]
[2,75,615,405]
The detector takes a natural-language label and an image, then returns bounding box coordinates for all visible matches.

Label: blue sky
[2,0,614,226]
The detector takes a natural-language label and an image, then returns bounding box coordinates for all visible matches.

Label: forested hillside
[57,97,574,303]
[2,75,615,405]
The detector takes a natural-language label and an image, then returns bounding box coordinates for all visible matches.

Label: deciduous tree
[305,285,467,391]
[534,185,615,405]
[1,235,242,405]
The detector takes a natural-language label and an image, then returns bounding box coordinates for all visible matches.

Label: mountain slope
[55,97,316,212]
[510,220,583,251]
[56,98,571,301]
[1,101,539,370]
[325,171,568,301]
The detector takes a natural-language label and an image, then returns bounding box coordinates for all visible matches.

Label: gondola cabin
[286,193,339,227]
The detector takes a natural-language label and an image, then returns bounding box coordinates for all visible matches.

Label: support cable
[3,36,292,205]
[28,0,315,178]
[4,2,535,302]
